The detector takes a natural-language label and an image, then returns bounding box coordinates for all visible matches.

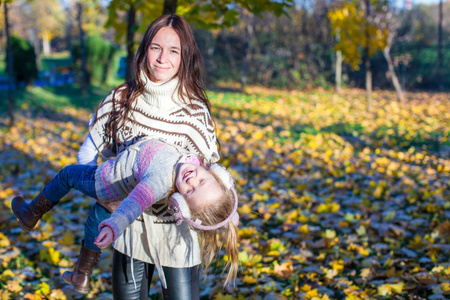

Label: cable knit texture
[96,139,184,240]
[89,77,219,163]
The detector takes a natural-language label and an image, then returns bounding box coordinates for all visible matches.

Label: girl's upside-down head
[172,161,239,286]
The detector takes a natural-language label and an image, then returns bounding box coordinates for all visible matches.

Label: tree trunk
[4,1,15,127]
[241,14,255,92]
[224,34,237,71]
[365,56,372,111]
[42,32,51,56]
[66,4,73,54]
[438,0,443,91]
[383,46,404,103]
[365,0,372,111]
[126,4,136,82]
[32,27,42,71]
[383,32,405,104]
[241,39,249,92]
[102,47,114,84]
[163,0,177,15]
[335,30,342,93]
[77,1,88,94]
[336,50,342,93]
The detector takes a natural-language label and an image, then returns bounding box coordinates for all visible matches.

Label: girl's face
[147,26,181,83]
[176,163,223,211]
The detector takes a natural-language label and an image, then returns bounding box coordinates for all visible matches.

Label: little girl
[12,138,239,294]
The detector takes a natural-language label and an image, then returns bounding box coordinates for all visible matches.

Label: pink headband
[169,164,239,230]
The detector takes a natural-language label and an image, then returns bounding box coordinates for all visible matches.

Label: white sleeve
[77,132,99,166]
[78,114,99,165]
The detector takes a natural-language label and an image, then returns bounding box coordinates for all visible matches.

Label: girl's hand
[94,227,114,250]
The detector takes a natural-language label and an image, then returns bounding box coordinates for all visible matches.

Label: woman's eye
[151,46,160,51]
[170,49,179,54]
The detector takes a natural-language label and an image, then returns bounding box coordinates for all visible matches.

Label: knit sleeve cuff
[98,214,128,241]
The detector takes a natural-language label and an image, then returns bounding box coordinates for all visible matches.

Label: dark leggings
[112,249,200,300]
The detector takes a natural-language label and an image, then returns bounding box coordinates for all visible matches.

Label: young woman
[12,138,239,294]
[76,14,229,299]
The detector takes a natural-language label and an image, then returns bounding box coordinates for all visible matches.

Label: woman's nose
[157,51,167,63]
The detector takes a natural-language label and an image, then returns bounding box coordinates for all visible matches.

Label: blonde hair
[190,170,239,286]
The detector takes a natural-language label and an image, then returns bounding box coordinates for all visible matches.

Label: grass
[0,84,114,114]
[2,83,449,156]
[40,52,74,71]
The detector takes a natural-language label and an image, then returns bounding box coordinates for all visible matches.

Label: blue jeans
[43,165,111,251]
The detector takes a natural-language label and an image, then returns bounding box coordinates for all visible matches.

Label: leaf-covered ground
[0,88,449,300]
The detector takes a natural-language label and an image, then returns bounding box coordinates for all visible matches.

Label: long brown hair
[92,14,211,153]
[190,171,239,287]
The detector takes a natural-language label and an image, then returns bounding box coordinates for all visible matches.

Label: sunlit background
[0,0,449,299]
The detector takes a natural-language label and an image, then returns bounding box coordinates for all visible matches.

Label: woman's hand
[94,227,114,250]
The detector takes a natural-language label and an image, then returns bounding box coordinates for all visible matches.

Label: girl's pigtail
[198,230,218,276]
[198,223,239,287]
[223,221,239,287]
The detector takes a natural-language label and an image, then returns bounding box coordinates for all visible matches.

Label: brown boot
[12,191,56,232]
[62,246,101,294]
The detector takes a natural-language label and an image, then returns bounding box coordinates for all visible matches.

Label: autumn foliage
[328,0,389,70]
[0,87,449,299]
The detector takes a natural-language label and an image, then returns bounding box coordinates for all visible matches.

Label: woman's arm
[78,113,100,166]
[205,110,220,162]
[80,88,121,164]
[77,132,99,166]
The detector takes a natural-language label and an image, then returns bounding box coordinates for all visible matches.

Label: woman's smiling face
[147,26,181,83]
[175,163,223,211]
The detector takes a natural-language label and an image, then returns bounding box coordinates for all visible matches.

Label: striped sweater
[95,139,188,241]
[89,77,219,163]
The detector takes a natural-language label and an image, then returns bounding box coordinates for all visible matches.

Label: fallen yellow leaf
[242,275,258,284]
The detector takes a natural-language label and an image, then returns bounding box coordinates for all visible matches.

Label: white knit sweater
[90,77,219,162]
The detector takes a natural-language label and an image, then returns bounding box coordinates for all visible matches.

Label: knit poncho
[90,77,219,163]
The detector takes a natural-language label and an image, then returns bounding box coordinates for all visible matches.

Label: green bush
[72,34,117,85]
[7,35,38,86]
